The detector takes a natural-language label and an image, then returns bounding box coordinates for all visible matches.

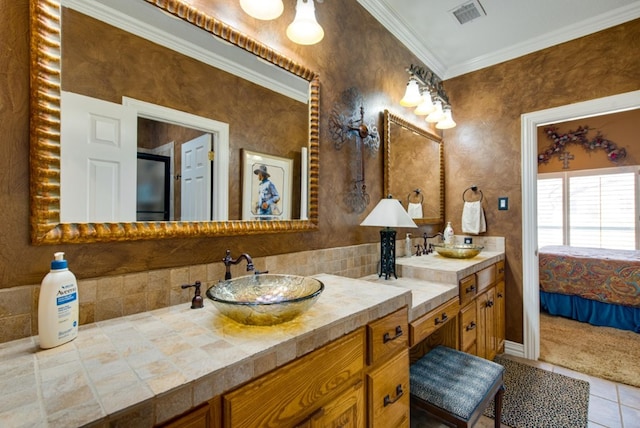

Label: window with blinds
[537,166,639,250]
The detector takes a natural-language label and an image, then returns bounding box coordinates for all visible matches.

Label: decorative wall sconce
[400,64,456,129]
[329,88,380,213]
[240,0,325,45]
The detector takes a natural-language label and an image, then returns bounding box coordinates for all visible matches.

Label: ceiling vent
[450,0,486,25]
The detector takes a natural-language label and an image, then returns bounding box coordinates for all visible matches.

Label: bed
[539,245,640,333]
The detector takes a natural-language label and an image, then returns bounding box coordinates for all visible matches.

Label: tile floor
[411,354,640,428]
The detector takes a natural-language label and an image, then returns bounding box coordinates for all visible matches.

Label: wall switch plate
[498,197,508,210]
[464,237,473,244]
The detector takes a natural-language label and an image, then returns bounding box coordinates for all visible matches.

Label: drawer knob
[497,292,504,298]
[383,384,404,407]
[383,326,404,343]
[434,313,448,325]
[466,321,476,331]
[486,300,494,308]
[465,285,476,293]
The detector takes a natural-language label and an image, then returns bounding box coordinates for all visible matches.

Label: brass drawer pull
[383,385,404,407]
[465,321,476,331]
[383,326,404,343]
[465,285,476,293]
[434,313,448,325]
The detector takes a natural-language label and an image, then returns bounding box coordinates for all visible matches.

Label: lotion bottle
[405,233,412,257]
[38,252,79,349]
[443,222,454,245]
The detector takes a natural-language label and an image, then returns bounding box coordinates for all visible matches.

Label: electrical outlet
[464,237,473,244]
[498,197,508,210]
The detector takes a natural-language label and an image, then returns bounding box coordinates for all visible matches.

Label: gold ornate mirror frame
[383,110,444,225]
[29,0,319,244]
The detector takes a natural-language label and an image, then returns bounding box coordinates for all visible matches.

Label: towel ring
[462,186,483,202]
[407,189,424,204]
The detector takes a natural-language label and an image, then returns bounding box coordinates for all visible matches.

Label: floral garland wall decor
[538,125,626,168]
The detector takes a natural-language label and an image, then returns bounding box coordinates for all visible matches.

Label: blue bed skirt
[540,291,640,333]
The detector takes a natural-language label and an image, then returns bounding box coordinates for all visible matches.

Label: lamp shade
[399,79,422,107]
[436,108,457,129]
[414,91,435,115]
[286,0,324,45]
[425,100,445,123]
[360,197,418,228]
[240,0,284,20]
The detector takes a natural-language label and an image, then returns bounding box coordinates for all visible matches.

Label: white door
[181,134,212,221]
[61,91,137,223]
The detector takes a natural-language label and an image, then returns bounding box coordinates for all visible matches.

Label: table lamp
[360,195,417,279]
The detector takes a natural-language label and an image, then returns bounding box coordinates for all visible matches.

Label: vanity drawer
[459,302,478,354]
[223,329,365,428]
[496,260,505,281]
[410,298,460,346]
[367,348,410,428]
[476,264,496,293]
[367,307,409,366]
[459,274,477,306]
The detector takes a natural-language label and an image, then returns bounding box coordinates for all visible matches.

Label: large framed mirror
[383,110,444,225]
[30,0,319,244]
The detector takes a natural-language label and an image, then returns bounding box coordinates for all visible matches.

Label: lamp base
[378,228,397,280]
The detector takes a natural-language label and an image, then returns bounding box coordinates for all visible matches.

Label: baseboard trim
[504,340,524,358]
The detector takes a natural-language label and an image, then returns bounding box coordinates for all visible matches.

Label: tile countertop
[0,274,411,428]
[396,250,505,285]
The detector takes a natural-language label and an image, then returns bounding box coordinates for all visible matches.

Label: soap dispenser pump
[405,233,412,257]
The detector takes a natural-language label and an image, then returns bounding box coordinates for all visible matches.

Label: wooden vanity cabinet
[365,307,410,428]
[202,307,411,428]
[458,260,506,361]
[160,398,221,428]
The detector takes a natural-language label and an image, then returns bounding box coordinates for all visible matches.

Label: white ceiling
[357,0,640,79]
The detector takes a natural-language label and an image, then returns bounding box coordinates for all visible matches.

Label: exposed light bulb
[399,79,421,107]
[435,108,457,129]
[286,0,324,45]
[240,0,284,20]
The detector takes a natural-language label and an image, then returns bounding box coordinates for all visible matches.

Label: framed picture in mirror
[242,150,293,221]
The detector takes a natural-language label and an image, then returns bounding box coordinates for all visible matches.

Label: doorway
[520,90,640,360]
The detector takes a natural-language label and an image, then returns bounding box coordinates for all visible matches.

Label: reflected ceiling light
[286,0,324,45]
[399,79,421,107]
[436,108,457,129]
[239,0,284,20]
[400,64,456,129]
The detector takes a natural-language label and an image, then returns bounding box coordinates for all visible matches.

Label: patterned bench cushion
[410,346,504,421]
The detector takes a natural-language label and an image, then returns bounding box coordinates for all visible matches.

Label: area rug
[483,355,590,428]
[539,311,640,388]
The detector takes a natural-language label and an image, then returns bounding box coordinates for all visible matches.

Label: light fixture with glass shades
[400,64,456,129]
[360,195,418,279]
[239,0,324,45]
[239,0,284,20]
[287,0,325,45]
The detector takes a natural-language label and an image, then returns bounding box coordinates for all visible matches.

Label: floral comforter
[539,246,640,308]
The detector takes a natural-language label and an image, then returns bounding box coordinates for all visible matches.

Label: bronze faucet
[223,249,255,280]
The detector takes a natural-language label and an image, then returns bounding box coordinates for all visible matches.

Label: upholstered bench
[410,346,505,428]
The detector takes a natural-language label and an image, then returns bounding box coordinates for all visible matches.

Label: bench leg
[494,385,505,428]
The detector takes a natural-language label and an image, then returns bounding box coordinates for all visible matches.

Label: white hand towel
[462,201,486,234]
[407,202,423,219]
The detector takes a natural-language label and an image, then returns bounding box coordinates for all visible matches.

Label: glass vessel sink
[206,274,324,325]
[432,243,485,259]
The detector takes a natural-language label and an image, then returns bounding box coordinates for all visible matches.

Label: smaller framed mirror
[383,110,444,225]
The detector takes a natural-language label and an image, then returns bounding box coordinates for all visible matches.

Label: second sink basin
[432,243,484,259]
[206,274,324,325]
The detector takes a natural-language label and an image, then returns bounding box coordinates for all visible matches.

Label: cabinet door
[495,280,506,354]
[161,402,213,428]
[459,302,477,355]
[300,380,365,428]
[477,287,497,360]
[367,349,410,428]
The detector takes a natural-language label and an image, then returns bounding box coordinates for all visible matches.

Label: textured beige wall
[1,0,639,345]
